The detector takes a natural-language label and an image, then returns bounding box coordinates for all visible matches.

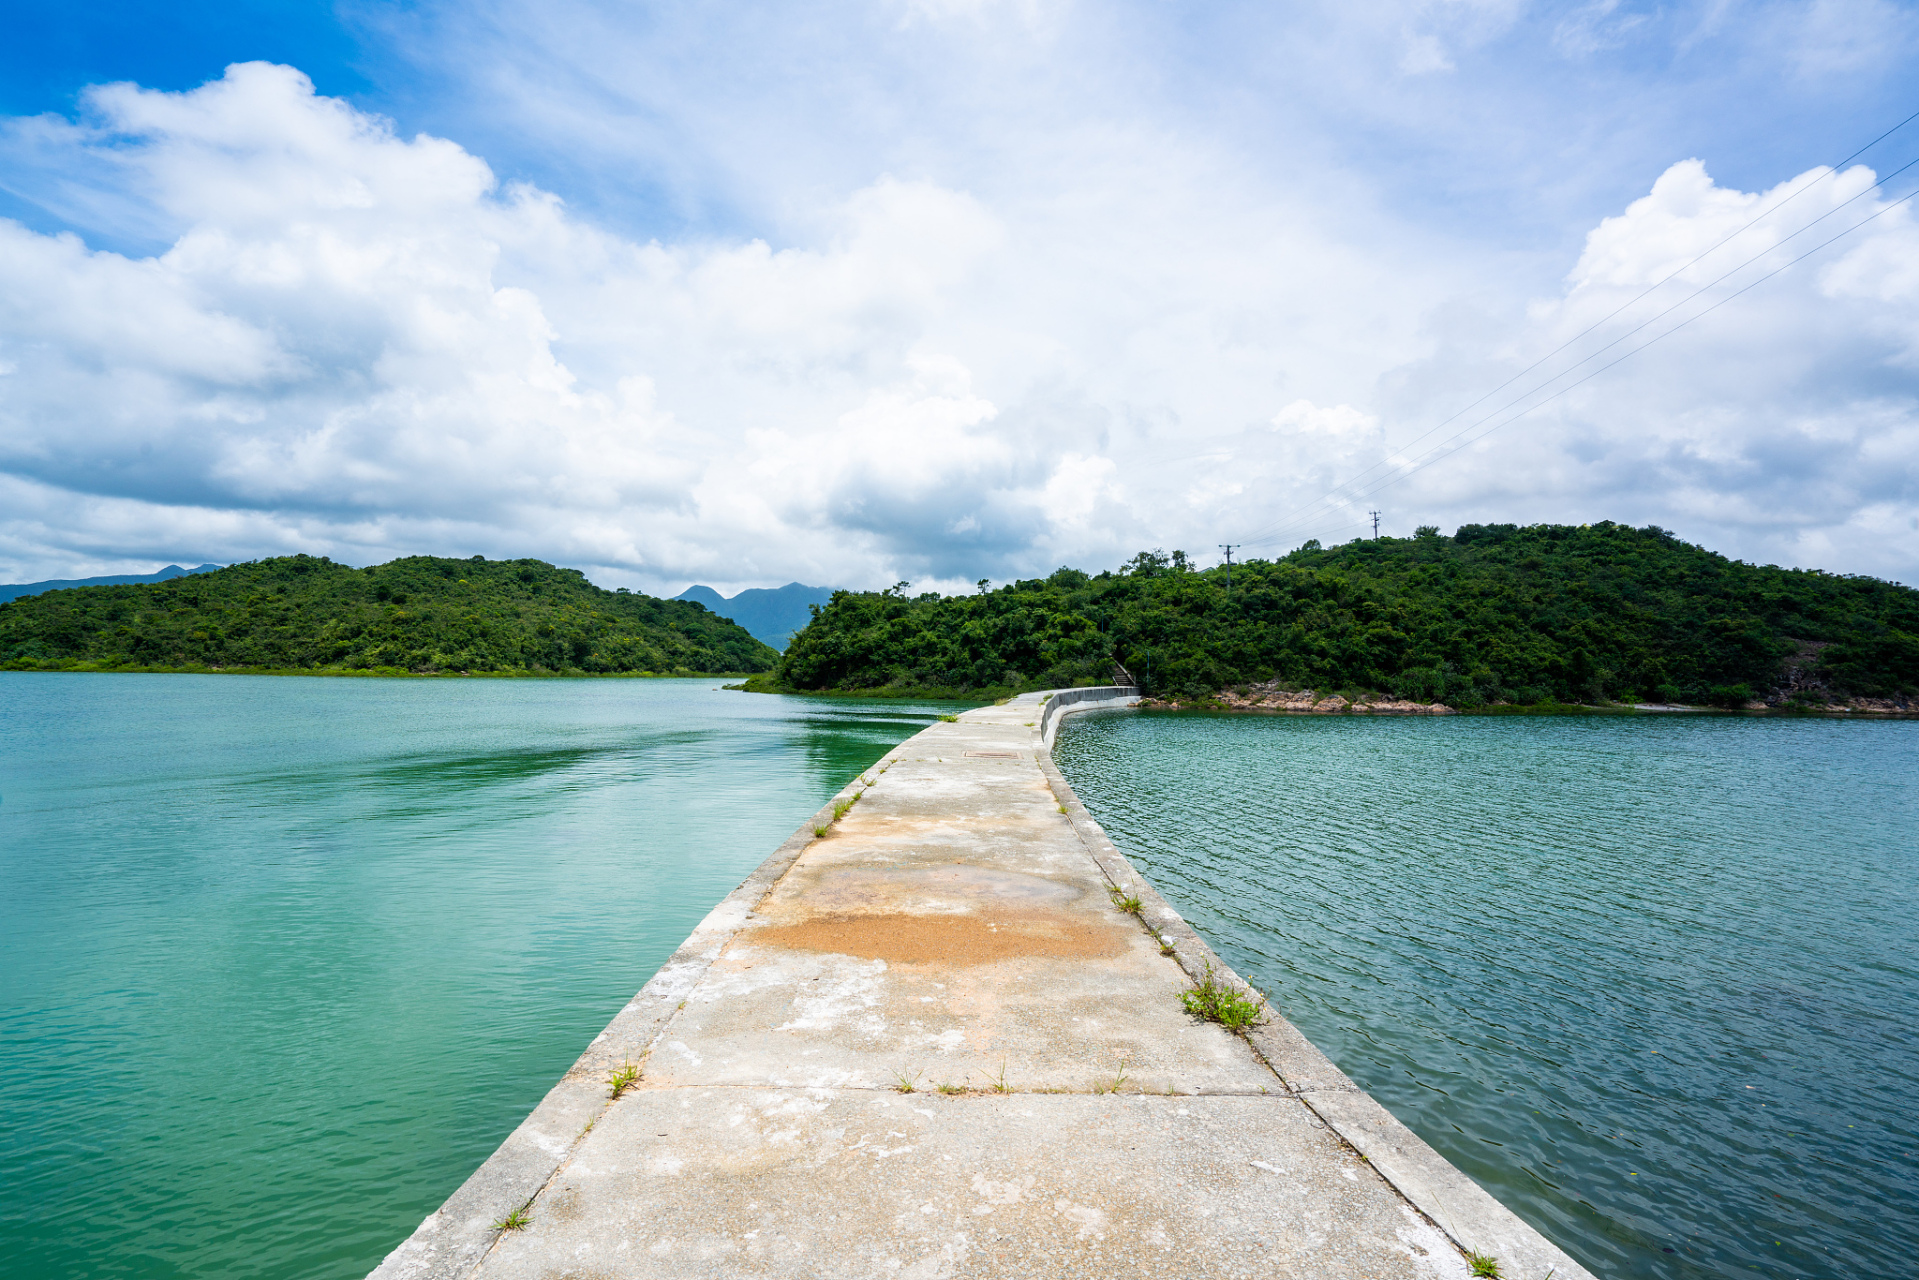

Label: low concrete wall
[1032,684,1139,748]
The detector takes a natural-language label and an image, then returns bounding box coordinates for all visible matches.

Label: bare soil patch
[751,910,1129,965]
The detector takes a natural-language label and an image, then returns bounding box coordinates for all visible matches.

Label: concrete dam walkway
[373,690,1595,1280]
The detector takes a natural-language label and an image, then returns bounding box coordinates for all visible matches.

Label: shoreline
[1143,684,1919,719]
[1142,698,1919,719]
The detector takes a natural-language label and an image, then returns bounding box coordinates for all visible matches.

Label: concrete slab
[641,738,1274,1097]
[475,1089,1467,1280]
[376,692,1597,1280]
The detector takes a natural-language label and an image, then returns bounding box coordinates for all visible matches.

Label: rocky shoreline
[1139,679,1916,717]
[1141,681,1456,715]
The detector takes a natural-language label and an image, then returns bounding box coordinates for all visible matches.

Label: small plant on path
[892,1068,923,1094]
[1181,961,1268,1032]
[1467,1251,1502,1278]
[935,1081,966,1095]
[493,1206,532,1232]
[608,1061,639,1099]
[1110,889,1143,915]
[977,1060,1012,1094]
[937,714,959,722]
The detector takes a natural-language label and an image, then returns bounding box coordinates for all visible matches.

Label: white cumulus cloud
[0,46,1915,591]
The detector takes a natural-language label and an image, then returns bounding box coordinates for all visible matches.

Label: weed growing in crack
[832,792,862,822]
[1110,889,1143,915]
[493,1207,532,1232]
[935,1082,966,1095]
[892,1069,923,1094]
[1467,1252,1502,1278]
[814,826,829,838]
[937,714,959,722]
[1180,961,1268,1032]
[977,1061,1011,1094]
[1092,1056,1132,1095]
[608,1061,639,1099]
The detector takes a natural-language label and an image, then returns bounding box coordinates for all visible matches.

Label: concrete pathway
[373,693,1595,1280]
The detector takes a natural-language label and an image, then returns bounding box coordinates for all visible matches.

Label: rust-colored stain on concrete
[750,910,1129,965]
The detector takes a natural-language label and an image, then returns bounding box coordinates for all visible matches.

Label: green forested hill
[767,523,1919,707]
[0,554,777,675]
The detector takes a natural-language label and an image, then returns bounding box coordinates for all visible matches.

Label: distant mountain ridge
[672,582,837,650]
[0,563,222,604]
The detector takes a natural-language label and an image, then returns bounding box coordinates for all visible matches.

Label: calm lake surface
[0,674,949,1280]
[1054,710,1919,1280]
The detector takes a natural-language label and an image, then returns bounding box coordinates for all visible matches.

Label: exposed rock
[1355,698,1458,715]
[1140,681,1461,714]
[1837,696,1916,714]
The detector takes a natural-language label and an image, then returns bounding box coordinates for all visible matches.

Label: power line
[1233,105,1919,552]
[1243,178,1919,544]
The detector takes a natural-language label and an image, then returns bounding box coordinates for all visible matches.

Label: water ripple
[1055,710,1919,1280]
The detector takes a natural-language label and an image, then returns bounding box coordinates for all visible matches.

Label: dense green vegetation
[764,523,1919,707]
[0,554,777,675]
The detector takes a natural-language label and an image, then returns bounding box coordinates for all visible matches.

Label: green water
[0,674,951,1280]
[1054,710,1919,1280]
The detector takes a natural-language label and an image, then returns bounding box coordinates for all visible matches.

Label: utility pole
[1369,510,1381,539]
[1218,544,1240,600]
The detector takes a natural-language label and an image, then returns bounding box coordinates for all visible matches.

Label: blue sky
[2,0,1917,591]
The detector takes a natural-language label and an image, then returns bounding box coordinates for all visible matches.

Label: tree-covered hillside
[766,523,1919,706]
[0,554,778,675]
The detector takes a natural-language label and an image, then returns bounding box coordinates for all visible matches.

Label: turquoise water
[0,674,948,1280]
[1054,710,1919,1280]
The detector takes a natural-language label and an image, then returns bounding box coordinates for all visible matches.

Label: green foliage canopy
[772,523,1919,706]
[0,554,778,675]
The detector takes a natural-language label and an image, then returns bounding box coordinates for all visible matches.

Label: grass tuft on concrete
[1181,961,1269,1032]
[608,1061,640,1099]
[493,1207,533,1232]
[1467,1251,1502,1277]
[1091,1056,1132,1095]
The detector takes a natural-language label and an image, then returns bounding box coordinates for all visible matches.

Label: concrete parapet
[1030,684,1139,747]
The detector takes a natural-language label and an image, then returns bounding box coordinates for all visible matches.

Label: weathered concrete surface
[476,1090,1460,1280]
[374,695,1596,1280]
